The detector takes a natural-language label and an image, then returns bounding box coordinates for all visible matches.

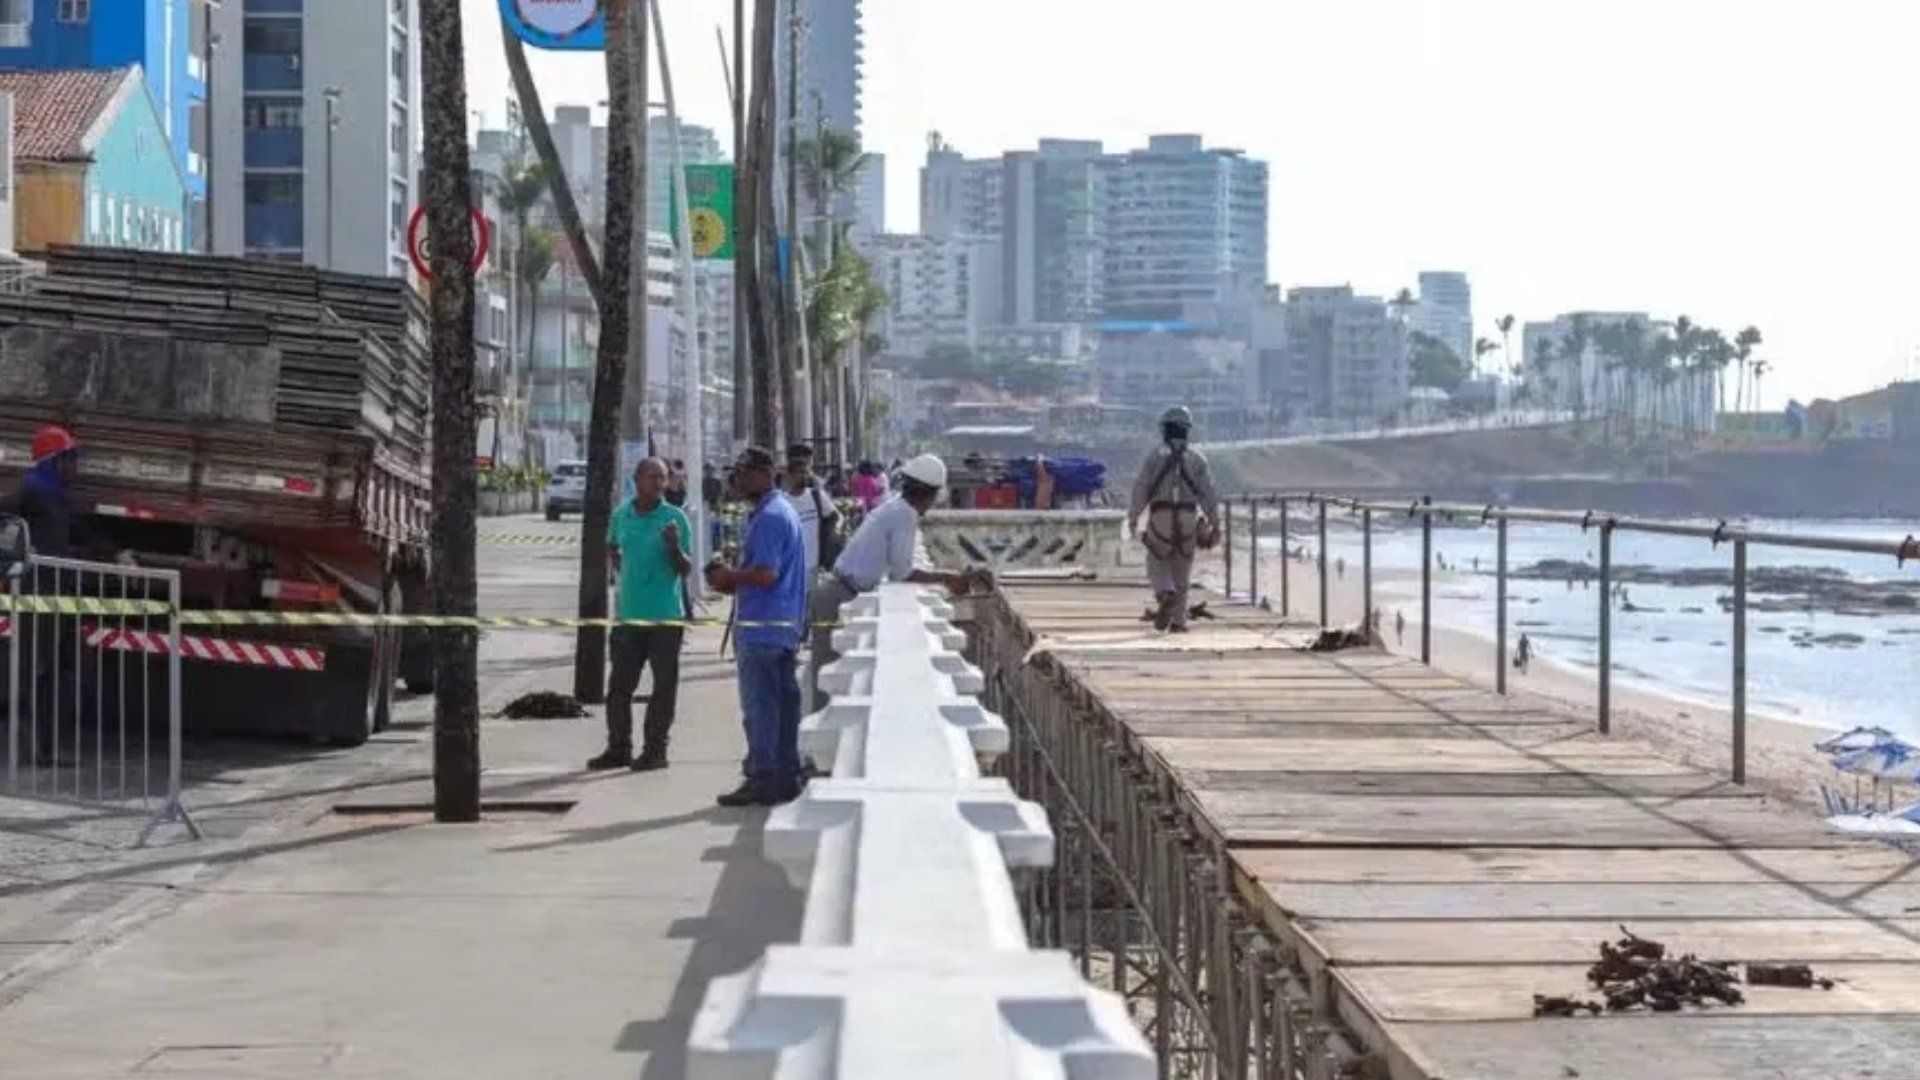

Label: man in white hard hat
[805,453,987,709]
[1127,405,1220,632]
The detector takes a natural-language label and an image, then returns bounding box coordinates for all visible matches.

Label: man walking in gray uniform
[1126,405,1220,632]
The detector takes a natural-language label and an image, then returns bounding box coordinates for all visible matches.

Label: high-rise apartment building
[1276,286,1410,424]
[915,133,1270,328]
[919,135,1000,240]
[1411,270,1473,367]
[210,0,418,277]
[1103,135,1267,321]
[1000,139,1107,325]
[875,232,998,357]
[773,0,863,227]
[0,0,211,247]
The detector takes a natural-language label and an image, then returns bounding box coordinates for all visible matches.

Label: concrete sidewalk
[0,626,800,1079]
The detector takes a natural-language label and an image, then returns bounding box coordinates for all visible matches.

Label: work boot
[630,746,669,773]
[716,780,772,808]
[1152,591,1175,631]
[586,747,632,771]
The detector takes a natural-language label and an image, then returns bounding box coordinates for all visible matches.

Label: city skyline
[456,0,1920,408]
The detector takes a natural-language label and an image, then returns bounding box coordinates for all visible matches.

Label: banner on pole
[499,0,606,51]
[668,164,737,261]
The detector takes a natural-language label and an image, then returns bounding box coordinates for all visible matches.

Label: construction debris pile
[1533,927,1833,1017]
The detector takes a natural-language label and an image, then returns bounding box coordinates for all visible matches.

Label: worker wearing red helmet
[1,424,110,559]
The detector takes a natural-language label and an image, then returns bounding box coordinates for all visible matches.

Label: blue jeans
[737,641,801,788]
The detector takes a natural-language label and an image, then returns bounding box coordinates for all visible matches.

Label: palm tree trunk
[502,27,606,308]
[420,0,480,822]
[572,0,640,702]
[741,0,782,448]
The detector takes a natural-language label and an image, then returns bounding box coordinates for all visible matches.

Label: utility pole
[323,85,342,269]
[627,0,651,445]
[783,4,808,442]
[731,0,749,445]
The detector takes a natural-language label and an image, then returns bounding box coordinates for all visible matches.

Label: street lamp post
[322,85,342,269]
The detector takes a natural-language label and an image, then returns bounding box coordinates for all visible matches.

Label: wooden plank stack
[0,246,432,467]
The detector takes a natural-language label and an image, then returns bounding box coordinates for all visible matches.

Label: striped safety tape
[3,599,834,630]
[479,534,581,546]
[85,626,328,672]
[0,596,173,616]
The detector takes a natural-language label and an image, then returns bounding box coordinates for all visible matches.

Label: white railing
[688,584,1153,1078]
[921,509,1130,573]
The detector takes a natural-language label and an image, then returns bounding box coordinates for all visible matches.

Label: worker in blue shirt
[704,445,808,807]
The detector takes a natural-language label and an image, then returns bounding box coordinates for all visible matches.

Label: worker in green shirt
[590,457,695,772]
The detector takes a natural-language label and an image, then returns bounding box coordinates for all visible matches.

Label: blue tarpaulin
[1005,457,1106,499]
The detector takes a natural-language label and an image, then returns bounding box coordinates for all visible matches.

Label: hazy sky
[461,0,1920,405]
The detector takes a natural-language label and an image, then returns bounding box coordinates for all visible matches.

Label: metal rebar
[1420,506,1433,664]
[1361,508,1373,637]
[1247,498,1259,605]
[1316,498,1329,628]
[1496,515,1509,695]
[1223,499,1235,600]
[1732,538,1748,785]
[1278,498,1290,616]
[1598,520,1613,734]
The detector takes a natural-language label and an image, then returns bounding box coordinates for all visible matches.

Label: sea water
[1270,518,1920,738]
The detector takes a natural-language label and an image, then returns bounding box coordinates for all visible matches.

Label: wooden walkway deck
[996,579,1920,1080]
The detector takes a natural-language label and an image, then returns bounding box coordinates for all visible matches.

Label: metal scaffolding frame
[975,597,1366,1080]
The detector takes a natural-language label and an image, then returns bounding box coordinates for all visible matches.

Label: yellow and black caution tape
[0,595,821,630]
[0,596,174,616]
[479,534,581,547]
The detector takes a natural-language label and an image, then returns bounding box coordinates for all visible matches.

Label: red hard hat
[31,425,76,463]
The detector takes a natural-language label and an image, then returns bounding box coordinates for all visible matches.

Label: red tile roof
[0,68,131,162]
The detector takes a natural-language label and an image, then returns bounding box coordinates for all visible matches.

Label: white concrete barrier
[921,510,1128,572]
[688,584,1154,1079]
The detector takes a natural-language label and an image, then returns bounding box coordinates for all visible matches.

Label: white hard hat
[899,453,948,489]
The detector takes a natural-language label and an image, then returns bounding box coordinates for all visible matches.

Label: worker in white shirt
[805,453,987,710]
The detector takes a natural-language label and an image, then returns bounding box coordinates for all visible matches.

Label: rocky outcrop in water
[1512,559,1920,618]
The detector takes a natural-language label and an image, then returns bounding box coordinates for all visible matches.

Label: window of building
[189,101,207,161]
[244,97,302,129]
[390,117,404,156]
[389,180,407,239]
[242,20,301,56]
[0,0,30,45]
[391,43,406,82]
[56,0,86,23]
[245,174,303,205]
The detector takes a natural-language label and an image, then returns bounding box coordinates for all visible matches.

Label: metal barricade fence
[2,529,199,845]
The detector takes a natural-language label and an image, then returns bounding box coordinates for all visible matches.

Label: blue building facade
[0,0,210,246]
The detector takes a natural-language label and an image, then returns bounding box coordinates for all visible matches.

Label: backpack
[811,485,845,570]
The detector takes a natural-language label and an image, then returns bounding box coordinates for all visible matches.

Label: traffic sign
[407,205,491,280]
[669,164,735,261]
[500,0,606,51]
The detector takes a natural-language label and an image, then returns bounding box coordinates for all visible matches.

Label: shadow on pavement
[614,814,803,1079]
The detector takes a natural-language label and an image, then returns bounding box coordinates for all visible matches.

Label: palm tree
[1473,336,1498,379]
[1752,358,1771,410]
[804,225,887,454]
[420,0,481,821]
[1528,336,1558,410]
[1733,325,1762,411]
[1389,287,1416,324]
[502,30,606,311]
[1558,314,1592,418]
[795,124,871,439]
[514,226,557,392]
[573,0,644,703]
[1495,314,1517,388]
[491,161,550,384]
[1694,327,1734,424]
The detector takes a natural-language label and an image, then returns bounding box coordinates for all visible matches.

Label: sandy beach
[1191,540,1908,814]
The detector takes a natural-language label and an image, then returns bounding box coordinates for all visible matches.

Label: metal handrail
[1212,490,1920,786]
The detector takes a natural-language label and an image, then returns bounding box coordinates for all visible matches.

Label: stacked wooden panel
[0,246,432,467]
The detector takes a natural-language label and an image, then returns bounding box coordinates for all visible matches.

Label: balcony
[244,53,302,92]
[243,128,303,169]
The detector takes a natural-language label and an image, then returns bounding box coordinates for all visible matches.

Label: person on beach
[1515,633,1533,674]
[1335,556,1346,581]
[1126,405,1221,633]
[1395,610,1406,645]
